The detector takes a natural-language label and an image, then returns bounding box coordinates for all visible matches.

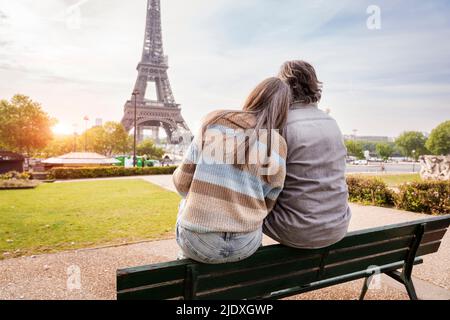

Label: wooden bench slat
[197,269,319,300]
[421,229,447,244]
[322,248,409,279]
[117,281,183,300]
[327,236,413,264]
[193,249,323,276]
[117,262,186,291]
[335,225,418,249]
[338,215,449,246]
[196,255,322,293]
[424,217,450,231]
[417,241,442,257]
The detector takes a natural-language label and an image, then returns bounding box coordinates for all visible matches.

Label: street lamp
[132,90,139,167]
[83,116,89,152]
[72,124,78,152]
[412,150,416,173]
[352,129,358,141]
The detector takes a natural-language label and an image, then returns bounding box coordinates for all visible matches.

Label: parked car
[346,156,357,164]
[145,159,161,167]
[353,159,368,165]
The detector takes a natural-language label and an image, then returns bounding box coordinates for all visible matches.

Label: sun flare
[52,123,75,135]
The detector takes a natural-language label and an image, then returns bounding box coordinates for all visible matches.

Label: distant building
[344,135,393,142]
[0,151,25,174]
[95,118,103,127]
[42,152,120,169]
[421,131,430,139]
[357,136,391,142]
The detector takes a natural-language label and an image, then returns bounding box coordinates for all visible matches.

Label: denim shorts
[176,223,263,264]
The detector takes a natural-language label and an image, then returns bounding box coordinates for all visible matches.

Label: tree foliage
[376,142,395,160]
[39,135,76,158]
[0,95,54,155]
[345,140,364,159]
[426,120,450,155]
[136,139,165,159]
[36,122,133,158]
[81,122,131,156]
[395,131,428,160]
[359,141,377,153]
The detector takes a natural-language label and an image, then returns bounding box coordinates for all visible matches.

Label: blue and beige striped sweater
[173,110,287,233]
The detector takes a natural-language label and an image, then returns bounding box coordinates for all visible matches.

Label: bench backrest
[117,215,450,300]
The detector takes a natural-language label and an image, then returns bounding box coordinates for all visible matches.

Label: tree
[376,142,394,160]
[103,122,132,155]
[80,122,131,156]
[137,139,165,159]
[82,125,107,154]
[360,141,377,153]
[345,140,364,159]
[426,120,450,155]
[39,135,77,158]
[395,131,428,160]
[0,95,54,156]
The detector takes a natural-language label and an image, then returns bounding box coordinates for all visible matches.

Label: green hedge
[347,176,449,215]
[396,180,449,215]
[346,176,395,207]
[49,166,177,180]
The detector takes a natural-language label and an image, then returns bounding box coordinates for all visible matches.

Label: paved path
[346,163,418,173]
[1,175,448,300]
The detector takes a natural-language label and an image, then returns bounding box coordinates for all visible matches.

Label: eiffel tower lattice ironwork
[121,0,191,144]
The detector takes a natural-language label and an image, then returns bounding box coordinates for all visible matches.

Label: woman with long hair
[172,77,291,264]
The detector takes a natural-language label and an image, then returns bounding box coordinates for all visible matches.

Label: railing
[139,55,168,67]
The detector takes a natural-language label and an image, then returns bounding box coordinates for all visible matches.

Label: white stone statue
[419,155,450,181]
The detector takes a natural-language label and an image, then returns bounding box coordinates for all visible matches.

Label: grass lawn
[0,179,181,259]
[376,174,421,187]
[347,173,421,187]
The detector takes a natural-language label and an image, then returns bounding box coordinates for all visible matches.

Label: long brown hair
[279,60,322,104]
[201,77,291,162]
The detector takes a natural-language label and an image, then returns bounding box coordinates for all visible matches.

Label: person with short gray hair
[263,60,352,249]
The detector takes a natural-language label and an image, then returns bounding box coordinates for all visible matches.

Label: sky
[0,0,449,137]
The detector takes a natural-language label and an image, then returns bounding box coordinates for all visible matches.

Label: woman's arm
[172,138,199,197]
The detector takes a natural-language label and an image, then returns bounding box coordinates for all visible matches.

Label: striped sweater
[173,110,287,233]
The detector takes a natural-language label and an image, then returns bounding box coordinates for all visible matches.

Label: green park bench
[117,215,450,300]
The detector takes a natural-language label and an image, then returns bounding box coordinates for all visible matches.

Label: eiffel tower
[121,0,191,144]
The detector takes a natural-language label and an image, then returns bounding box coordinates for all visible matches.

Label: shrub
[396,180,449,215]
[346,175,395,207]
[0,171,36,189]
[0,179,40,189]
[49,166,177,180]
[0,171,31,180]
